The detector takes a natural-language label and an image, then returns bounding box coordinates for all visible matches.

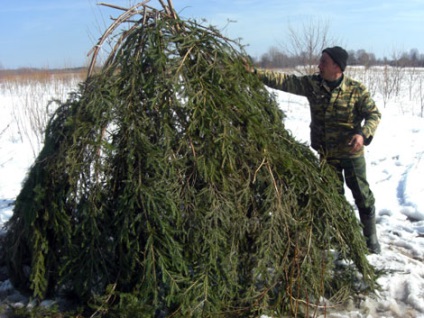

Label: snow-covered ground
[1,68,424,317]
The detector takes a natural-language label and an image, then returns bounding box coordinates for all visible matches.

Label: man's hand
[242,57,255,73]
[349,134,364,153]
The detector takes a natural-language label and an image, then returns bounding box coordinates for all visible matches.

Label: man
[250,46,381,254]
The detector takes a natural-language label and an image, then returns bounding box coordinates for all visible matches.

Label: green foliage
[4,303,80,318]
[4,2,376,317]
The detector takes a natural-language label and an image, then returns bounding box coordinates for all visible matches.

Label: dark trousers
[325,156,375,218]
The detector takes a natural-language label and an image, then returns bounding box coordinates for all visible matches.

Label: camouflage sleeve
[256,69,310,96]
[357,88,381,145]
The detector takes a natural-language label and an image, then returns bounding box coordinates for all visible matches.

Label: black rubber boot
[360,210,381,254]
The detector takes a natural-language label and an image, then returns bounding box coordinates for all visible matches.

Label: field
[1,66,424,317]
[1,65,423,163]
[0,69,86,157]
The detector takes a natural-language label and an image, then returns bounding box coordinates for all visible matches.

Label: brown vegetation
[0,68,87,84]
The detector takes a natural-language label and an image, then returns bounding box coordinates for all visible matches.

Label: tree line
[253,47,424,70]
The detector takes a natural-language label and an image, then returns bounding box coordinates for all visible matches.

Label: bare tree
[355,49,376,69]
[258,52,272,69]
[376,49,406,108]
[418,74,424,117]
[281,17,341,75]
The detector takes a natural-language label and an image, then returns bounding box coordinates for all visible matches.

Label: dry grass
[0,68,88,158]
[0,68,87,84]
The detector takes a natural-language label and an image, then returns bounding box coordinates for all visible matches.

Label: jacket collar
[320,74,346,92]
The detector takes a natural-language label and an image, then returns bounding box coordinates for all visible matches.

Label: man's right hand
[242,57,255,73]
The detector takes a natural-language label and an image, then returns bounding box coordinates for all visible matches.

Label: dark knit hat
[322,46,348,71]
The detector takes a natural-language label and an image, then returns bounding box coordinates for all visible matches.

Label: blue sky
[1,0,423,69]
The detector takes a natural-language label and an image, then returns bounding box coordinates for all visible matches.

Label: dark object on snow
[4,1,376,316]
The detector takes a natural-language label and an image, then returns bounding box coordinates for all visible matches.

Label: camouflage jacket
[257,70,381,158]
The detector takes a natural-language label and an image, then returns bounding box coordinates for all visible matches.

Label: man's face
[318,52,340,80]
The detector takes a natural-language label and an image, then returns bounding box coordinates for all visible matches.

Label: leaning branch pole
[87,1,167,77]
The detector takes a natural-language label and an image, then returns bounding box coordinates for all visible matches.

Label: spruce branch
[4,1,377,317]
